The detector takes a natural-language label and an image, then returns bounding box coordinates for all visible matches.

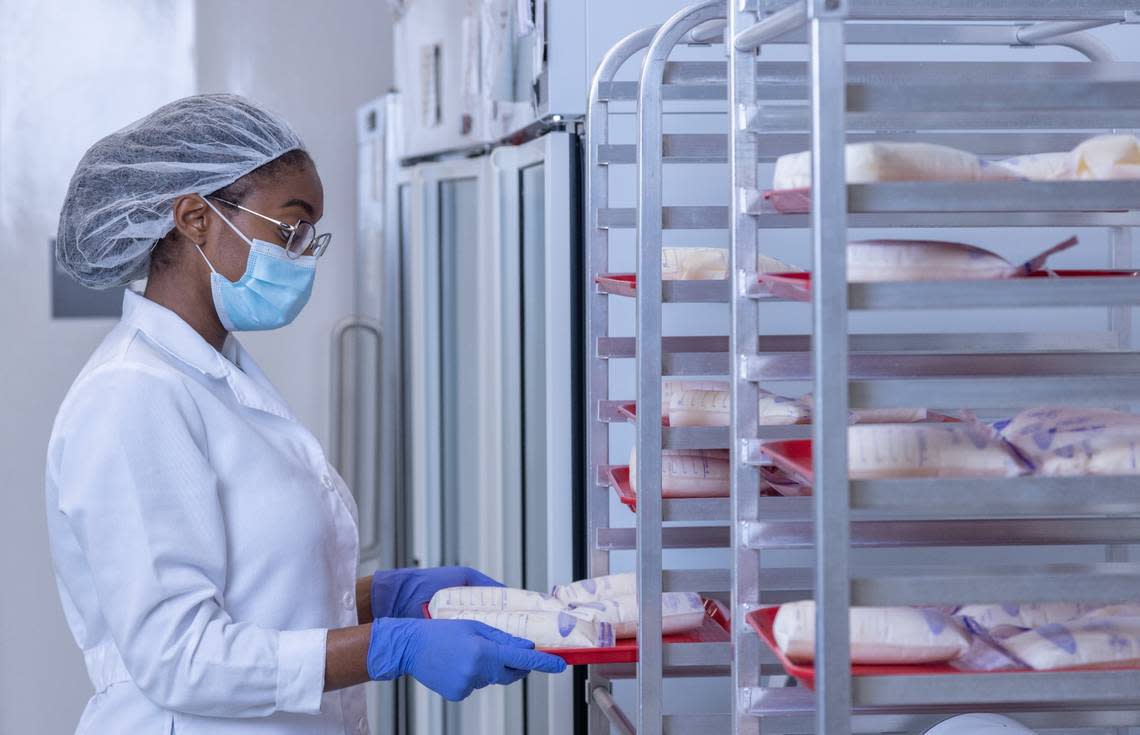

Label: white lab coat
[45,290,370,735]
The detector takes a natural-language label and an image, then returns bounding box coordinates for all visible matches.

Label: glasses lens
[288,222,316,257]
[312,233,332,258]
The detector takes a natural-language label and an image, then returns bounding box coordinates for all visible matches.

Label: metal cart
[731,2,1140,735]
[587,1,1140,733]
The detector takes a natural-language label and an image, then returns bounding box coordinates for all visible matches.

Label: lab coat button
[342,591,354,609]
[357,716,368,733]
[321,474,333,489]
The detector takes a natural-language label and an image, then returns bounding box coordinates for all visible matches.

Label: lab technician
[45,94,564,735]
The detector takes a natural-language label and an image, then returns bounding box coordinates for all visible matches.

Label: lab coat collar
[120,291,295,421]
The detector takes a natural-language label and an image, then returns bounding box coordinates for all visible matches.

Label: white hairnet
[57,93,305,289]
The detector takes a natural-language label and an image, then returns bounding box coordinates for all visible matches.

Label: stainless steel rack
[587,2,1140,734]
[729,2,1140,735]
[585,4,741,733]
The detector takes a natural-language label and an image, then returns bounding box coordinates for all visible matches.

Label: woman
[45,94,564,734]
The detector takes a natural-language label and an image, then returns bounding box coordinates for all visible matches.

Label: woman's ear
[171,194,210,245]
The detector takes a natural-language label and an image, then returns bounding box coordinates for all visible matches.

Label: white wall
[0,2,392,732]
[0,3,196,732]
[194,0,393,452]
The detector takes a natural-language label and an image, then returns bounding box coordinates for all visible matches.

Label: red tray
[748,606,965,689]
[605,465,640,512]
[759,429,960,486]
[595,274,637,297]
[426,598,730,665]
[604,465,743,511]
[758,440,815,485]
[748,606,1140,689]
[616,402,670,427]
[757,269,1140,302]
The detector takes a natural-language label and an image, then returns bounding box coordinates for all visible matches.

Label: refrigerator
[352,93,583,735]
[348,2,714,733]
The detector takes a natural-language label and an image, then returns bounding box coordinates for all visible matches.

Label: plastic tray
[757,440,816,485]
[605,465,640,511]
[748,606,1140,689]
[603,465,738,512]
[616,402,670,427]
[756,269,1140,302]
[748,606,965,690]
[595,274,638,297]
[426,598,730,666]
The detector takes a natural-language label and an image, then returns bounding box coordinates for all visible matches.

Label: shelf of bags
[751,269,1140,310]
[744,420,1140,514]
[752,181,1140,215]
[600,465,813,521]
[429,599,731,667]
[595,273,733,303]
[603,464,729,520]
[603,401,731,450]
[603,400,810,445]
[751,437,1140,519]
[746,606,1140,708]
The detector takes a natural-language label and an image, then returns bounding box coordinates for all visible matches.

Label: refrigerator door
[400,154,498,735]
[351,93,407,735]
[491,131,582,735]
[385,132,581,735]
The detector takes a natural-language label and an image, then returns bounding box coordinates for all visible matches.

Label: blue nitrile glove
[367,617,567,701]
[372,566,504,619]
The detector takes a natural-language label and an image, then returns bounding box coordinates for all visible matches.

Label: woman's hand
[367,618,566,700]
[371,566,505,619]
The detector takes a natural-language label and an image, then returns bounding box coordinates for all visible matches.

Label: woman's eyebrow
[281,197,315,219]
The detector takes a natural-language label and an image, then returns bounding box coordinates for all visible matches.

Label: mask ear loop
[202,195,255,247]
[193,241,219,275]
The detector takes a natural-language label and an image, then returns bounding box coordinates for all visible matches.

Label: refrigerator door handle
[330,317,387,562]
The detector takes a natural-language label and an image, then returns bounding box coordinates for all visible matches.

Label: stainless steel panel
[807,12,853,733]
[852,475,1140,517]
[595,526,730,550]
[747,351,1140,382]
[851,562,1140,606]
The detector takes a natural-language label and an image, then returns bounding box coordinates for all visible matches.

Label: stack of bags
[428,572,707,649]
[660,247,795,280]
[634,405,1140,499]
[772,133,1140,190]
[773,600,1140,671]
[995,407,1140,477]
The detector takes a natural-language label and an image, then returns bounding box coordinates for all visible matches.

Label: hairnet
[57,94,305,289]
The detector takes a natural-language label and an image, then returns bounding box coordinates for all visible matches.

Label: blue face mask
[195,199,317,332]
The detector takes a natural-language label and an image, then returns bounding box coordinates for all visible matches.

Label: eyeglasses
[209,196,332,259]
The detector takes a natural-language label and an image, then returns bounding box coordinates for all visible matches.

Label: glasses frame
[209,196,331,259]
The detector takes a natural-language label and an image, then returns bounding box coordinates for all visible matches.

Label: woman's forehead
[245,164,324,220]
